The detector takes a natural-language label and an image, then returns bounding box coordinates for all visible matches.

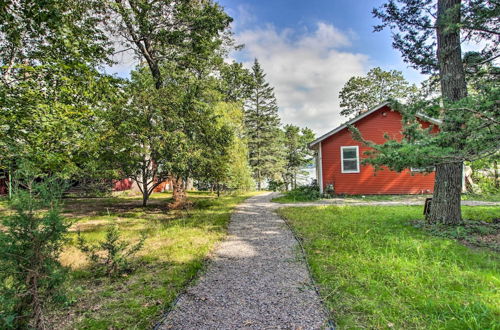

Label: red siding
[153,180,172,192]
[113,178,133,191]
[321,106,438,195]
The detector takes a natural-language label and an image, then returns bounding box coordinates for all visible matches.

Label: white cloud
[236,22,369,135]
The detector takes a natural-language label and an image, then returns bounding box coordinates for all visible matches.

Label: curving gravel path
[157,192,329,330]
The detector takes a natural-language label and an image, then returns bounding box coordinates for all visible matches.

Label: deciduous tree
[0,0,117,183]
[282,125,315,190]
[103,0,233,203]
[339,67,417,117]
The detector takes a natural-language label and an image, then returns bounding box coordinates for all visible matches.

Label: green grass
[462,192,500,202]
[278,205,500,329]
[271,193,431,204]
[273,192,500,204]
[32,191,259,329]
[271,193,319,203]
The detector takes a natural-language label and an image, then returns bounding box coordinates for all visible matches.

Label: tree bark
[427,162,463,224]
[495,160,499,189]
[171,177,187,208]
[429,0,468,224]
[142,175,149,207]
[257,170,261,191]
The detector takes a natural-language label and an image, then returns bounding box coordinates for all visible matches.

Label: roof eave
[308,101,390,148]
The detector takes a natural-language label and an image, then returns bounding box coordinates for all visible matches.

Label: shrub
[283,184,321,201]
[268,180,285,192]
[0,170,69,329]
[77,226,146,277]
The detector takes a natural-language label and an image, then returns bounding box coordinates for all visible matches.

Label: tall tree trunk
[257,170,261,190]
[494,160,499,189]
[428,163,463,224]
[142,190,149,207]
[140,166,150,207]
[429,0,467,224]
[171,177,187,207]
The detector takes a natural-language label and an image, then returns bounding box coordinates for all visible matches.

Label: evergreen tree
[364,0,499,224]
[244,59,284,190]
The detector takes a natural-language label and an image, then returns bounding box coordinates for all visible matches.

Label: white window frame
[341,146,360,173]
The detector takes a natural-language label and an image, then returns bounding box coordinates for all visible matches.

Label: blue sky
[220,0,424,81]
[212,0,429,134]
[109,1,429,135]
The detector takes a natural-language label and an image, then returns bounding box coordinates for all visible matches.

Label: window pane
[343,159,358,171]
[343,148,357,159]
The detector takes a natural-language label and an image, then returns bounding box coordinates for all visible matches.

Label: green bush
[268,180,285,192]
[283,184,321,201]
[77,226,146,277]
[476,175,499,195]
[0,170,69,329]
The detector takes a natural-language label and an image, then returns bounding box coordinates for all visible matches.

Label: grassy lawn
[272,192,500,204]
[278,205,500,329]
[272,193,431,204]
[1,191,257,329]
[462,192,500,202]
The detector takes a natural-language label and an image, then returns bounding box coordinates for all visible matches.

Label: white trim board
[318,142,323,194]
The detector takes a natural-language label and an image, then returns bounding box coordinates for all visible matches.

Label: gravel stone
[157,192,329,329]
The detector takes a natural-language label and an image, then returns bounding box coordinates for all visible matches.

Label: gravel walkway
[157,192,329,330]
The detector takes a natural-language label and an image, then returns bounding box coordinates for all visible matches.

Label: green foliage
[0,166,69,329]
[0,0,119,183]
[267,180,285,192]
[218,61,254,103]
[273,184,321,203]
[211,102,254,191]
[244,59,285,189]
[339,67,417,117]
[77,226,146,277]
[102,0,236,204]
[279,205,500,329]
[282,125,315,190]
[373,0,498,75]
[368,2,499,170]
[105,0,233,89]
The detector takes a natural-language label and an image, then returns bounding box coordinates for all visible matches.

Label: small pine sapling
[0,167,69,329]
[77,226,146,277]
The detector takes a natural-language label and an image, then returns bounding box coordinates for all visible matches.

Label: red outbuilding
[309,102,442,195]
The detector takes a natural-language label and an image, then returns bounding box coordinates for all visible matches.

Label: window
[341,146,360,173]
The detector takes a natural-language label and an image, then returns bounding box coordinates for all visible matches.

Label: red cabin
[309,102,441,195]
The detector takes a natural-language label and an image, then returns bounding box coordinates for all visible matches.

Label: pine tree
[244,59,284,190]
[367,0,499,224]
